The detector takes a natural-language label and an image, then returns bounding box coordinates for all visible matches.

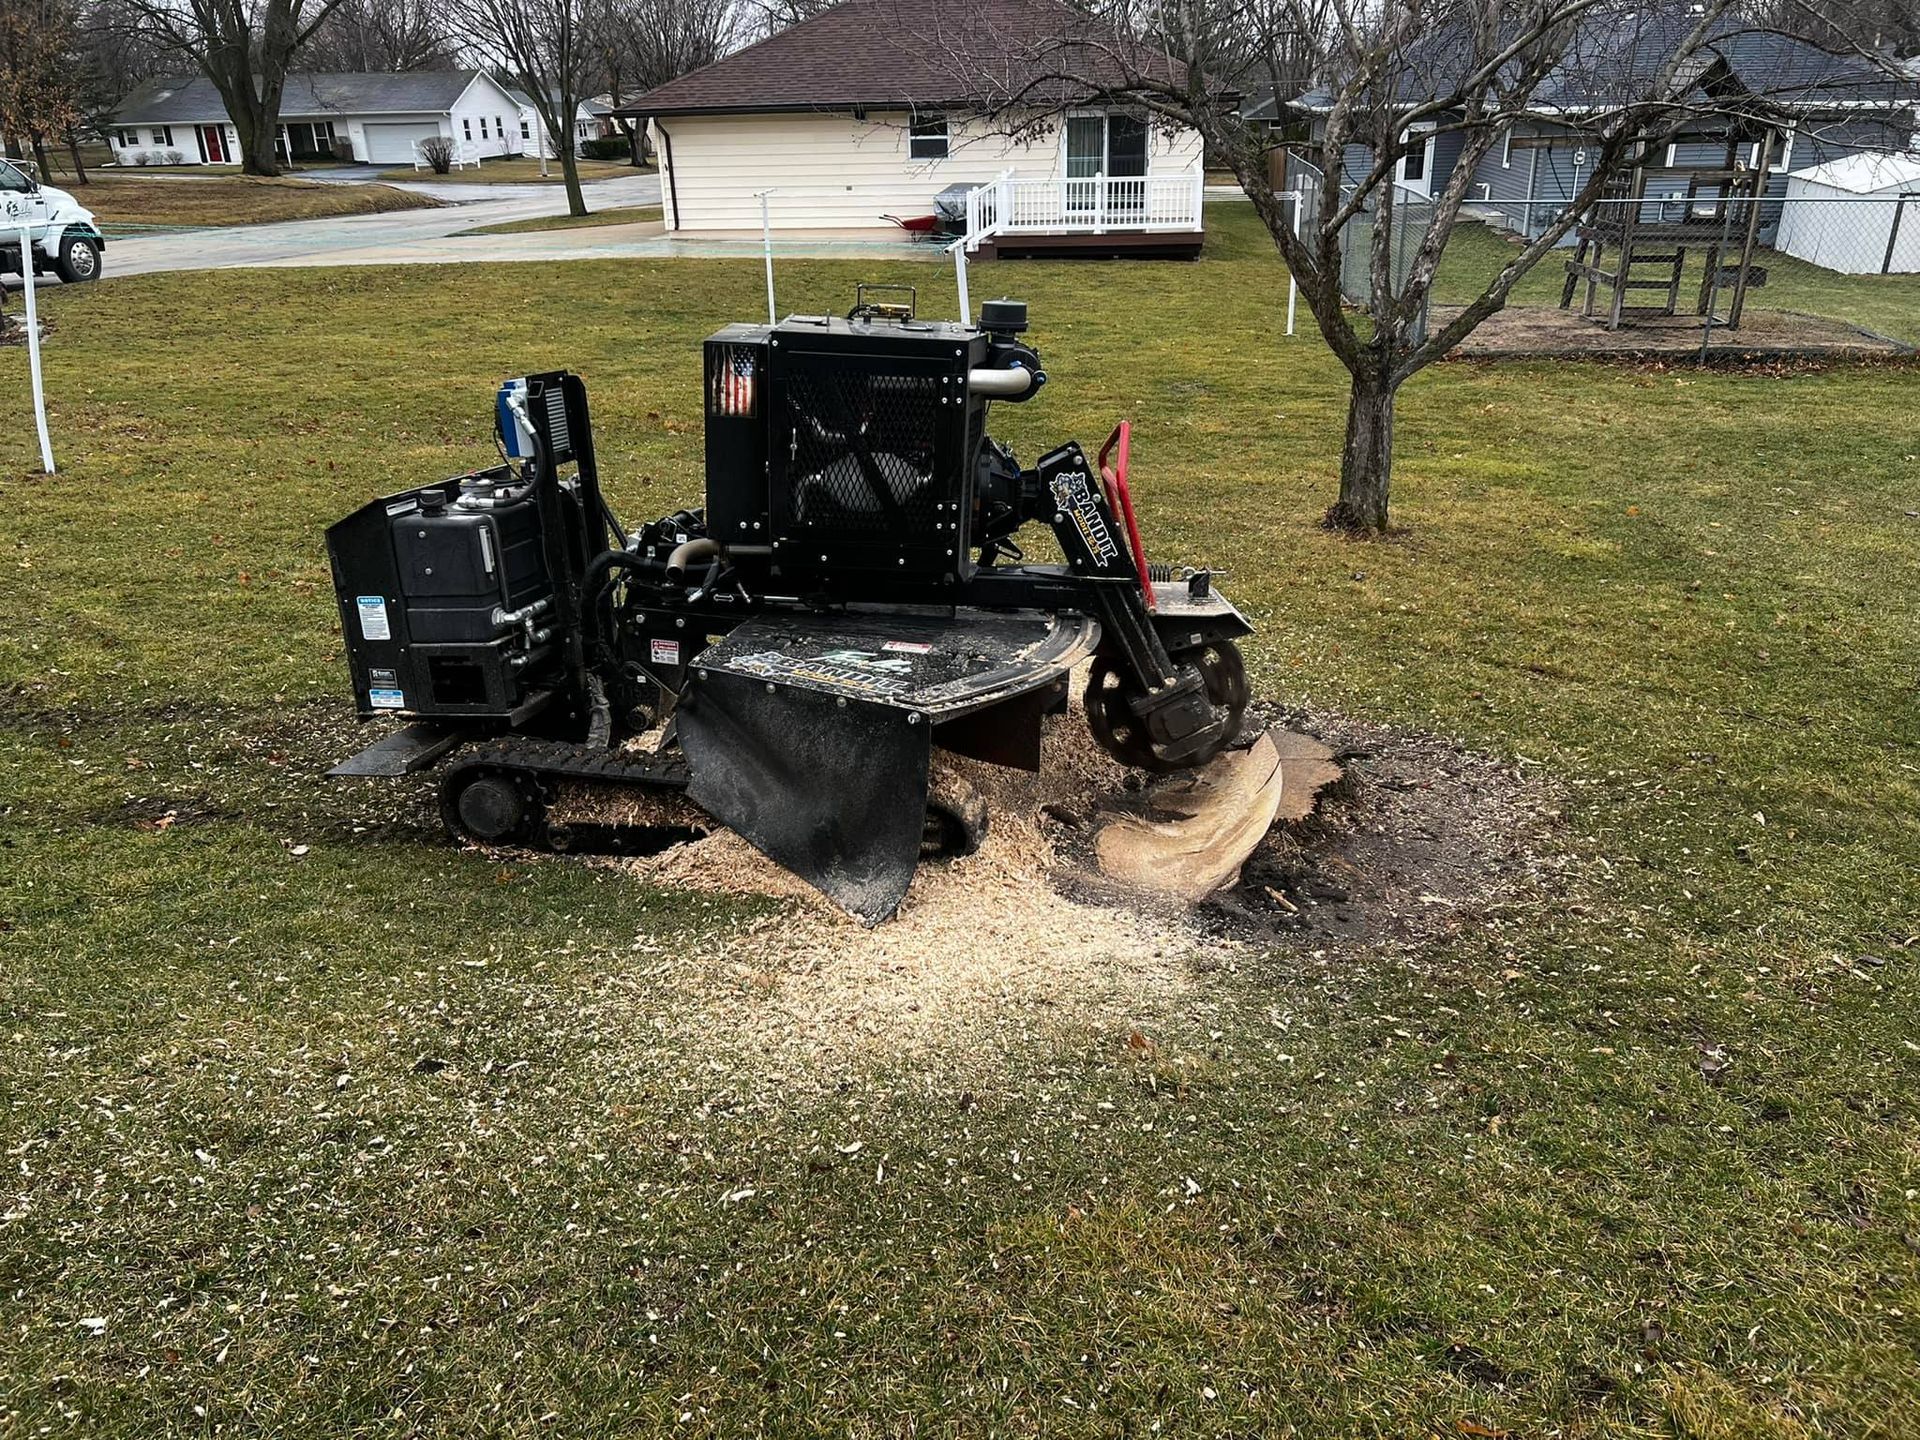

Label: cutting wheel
[1086,640,1250,773]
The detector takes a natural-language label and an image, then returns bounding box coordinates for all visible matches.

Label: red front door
[199,125,227,164]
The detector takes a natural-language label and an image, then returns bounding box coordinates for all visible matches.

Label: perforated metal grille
[786,369,942,535]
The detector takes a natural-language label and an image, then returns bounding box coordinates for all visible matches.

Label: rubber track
[442,737,693,793]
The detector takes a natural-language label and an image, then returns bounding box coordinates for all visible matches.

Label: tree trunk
[558,146,586,217]
[1326,370,1395,534]
[28,129,49,179]
[65,129,89,184]
[234,94,285,176]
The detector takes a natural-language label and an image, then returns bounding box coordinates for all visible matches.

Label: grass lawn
[375,156,647,185]
[4,203,1919,1436]
[69,175,441,232]
[460,203,663,236]
[1438,217,1920,344]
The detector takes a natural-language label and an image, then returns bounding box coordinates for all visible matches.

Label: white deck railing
[962,170,1205,253]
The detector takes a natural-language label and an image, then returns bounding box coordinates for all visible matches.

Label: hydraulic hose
[664,537,721,583]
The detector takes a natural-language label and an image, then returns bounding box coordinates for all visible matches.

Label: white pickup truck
[0,157,105,284]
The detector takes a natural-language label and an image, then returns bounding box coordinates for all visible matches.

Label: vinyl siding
[652,110,1203,231]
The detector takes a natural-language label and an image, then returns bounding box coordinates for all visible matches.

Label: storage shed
[1776,153,1920,274]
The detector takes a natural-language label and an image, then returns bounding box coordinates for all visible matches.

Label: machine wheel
[51,232,100,284]
[440,771,533,845]
[1191,639,1251,718]
[1085,640,1251,774]
[922,767,989,858]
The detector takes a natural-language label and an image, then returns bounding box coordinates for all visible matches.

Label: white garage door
[363,122,442,165]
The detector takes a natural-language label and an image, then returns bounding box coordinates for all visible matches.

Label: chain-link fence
[1436,190,1920,355]
[1279,148,1919,356]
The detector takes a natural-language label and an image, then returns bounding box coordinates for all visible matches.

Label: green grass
[71,175,440,232]
[4,203,1919,1436]
[459,203,662,236]
[1438,217,1920,343]
[376,156,645,185]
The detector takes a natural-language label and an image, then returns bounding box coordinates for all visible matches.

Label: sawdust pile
[607,714,1214,1070]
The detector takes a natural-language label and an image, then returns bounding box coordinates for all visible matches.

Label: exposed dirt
[1435,302,1909,359]
[570,697,1566,1083]
[1199,705,1567,950]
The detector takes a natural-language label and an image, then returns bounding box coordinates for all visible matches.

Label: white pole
[949,236,970,324]
[18,225,53,474]
[1286,191,1300,337]
[759,189,776,324]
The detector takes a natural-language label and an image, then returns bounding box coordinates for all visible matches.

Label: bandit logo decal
[725,649,915,697]
[1049,468,1120,569]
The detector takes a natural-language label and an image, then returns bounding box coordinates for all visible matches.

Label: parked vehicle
[0,158,106,284]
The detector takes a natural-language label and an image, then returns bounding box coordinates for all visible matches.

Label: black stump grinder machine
[326,289,1254,921]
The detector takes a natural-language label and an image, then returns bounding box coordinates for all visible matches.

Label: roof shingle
[616,0,1189,117]
[113,72,488,124]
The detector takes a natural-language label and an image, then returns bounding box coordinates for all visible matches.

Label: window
[0,160,30,192]
[285,121,336,158]
[117,129,138,148]
[1401,136,1426,182]
[479,117,489,138]
[520,119,531,140]
[151,126,173,148]
[463,118,472,140]
[909,114,949,160]
[1501,127,1514,168]
[495,116,504,141]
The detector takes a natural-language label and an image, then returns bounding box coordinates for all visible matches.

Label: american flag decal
[711,346,758,418]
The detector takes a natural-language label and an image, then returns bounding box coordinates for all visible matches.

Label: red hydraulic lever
[1098,421,1155,610]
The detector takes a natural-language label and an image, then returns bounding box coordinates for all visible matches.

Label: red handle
[1098,421,1155,610]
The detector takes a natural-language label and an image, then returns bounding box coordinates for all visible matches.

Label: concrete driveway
[102,171,668,278]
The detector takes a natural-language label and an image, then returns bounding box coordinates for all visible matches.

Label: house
[1289,13,1915,246]
[507,89,615,160]
[614,0,1208,256]
[109,72,529,167]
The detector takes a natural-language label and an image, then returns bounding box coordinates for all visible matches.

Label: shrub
[162,149,184,165]
[581,137,630,161]
[417,135,455,175]
[133,152,151,167]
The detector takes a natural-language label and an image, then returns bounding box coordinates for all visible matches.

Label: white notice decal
[356,595,391,641]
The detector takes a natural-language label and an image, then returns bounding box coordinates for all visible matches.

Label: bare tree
[0,0,87,179]
[961,0,1906,532]
[300,0,456,71]
[109,0,353,174]
[596,0,737,162]
[73,0,173,161]
[449,0,595,214]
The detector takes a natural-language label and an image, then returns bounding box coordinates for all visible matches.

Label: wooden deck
[976,229,1205,260]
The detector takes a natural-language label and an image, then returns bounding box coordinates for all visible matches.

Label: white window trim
[908,112,951,161]
[462,118,473,140]
[1501,127,1514,168]
[1057,108,1156,180]
[1397,122,1437,196]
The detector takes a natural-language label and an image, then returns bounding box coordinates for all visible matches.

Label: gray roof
[113,71,486,124]
[1291,11,1912,116]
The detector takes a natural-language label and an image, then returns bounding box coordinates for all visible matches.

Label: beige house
[618,0,1207,257]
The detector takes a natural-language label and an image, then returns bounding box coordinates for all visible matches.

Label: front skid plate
[677,607,1099,923]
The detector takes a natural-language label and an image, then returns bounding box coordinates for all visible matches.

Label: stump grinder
[326,289,1253,921]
